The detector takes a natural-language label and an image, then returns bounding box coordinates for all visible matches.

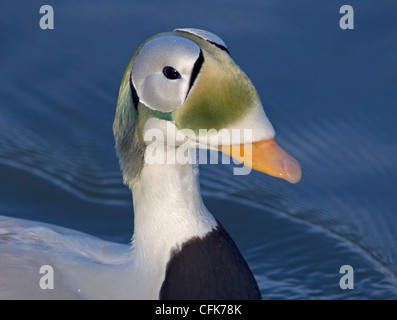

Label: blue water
[1,0,397,299]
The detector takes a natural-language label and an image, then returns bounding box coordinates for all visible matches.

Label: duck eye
[163,66,181,80]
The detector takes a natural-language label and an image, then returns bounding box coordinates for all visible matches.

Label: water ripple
[0,115,130,206]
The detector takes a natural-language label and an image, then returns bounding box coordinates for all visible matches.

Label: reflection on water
[1,0,397,299]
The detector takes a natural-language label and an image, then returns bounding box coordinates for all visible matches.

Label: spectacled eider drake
[0,28,301,300]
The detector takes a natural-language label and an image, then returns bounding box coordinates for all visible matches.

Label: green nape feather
[113,51,174,188]
[113,56,145,188]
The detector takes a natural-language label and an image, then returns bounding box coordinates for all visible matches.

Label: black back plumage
[159,222,261,300]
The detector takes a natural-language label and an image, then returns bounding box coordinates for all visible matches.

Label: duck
[0,28,301,300]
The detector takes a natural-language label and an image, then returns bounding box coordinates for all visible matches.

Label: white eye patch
[131,36,201,112]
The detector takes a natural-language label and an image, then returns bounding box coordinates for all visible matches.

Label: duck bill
[218,137,302,183]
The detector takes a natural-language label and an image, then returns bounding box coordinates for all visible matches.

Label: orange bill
[218,137,302,183]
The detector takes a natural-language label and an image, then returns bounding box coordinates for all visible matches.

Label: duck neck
[125,147,261,300]
[130,154,217,262]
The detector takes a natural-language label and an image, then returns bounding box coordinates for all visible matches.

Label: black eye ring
[163,66,181,80]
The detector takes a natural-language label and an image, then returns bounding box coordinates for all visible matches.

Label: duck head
[113,28,301,187]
